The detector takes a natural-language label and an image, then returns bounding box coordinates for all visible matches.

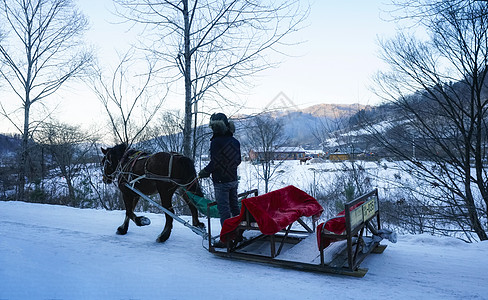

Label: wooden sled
[207,188,387,277]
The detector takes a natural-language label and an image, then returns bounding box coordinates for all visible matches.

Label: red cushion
[220,185,323,242]
[316,201,364,250]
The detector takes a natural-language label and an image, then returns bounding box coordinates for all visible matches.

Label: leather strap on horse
[130,151,144,170]
[168,153,174,177]
[122,151,150,183]
[124,151,198,189]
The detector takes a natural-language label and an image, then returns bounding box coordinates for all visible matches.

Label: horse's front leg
[117,193,150,235]
[117,215,131,235]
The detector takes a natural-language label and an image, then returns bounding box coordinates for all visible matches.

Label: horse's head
[101,144,127,184]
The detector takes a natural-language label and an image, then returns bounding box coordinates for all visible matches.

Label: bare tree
[245,114,285,193]
[0,0,92,200]
[90,51,165,146]
[372,0,488,241]
[114,0,308,159]
[35,120,98,207]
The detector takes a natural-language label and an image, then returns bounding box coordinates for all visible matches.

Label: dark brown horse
[101,144,205,242]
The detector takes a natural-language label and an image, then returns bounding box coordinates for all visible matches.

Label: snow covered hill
[0,201,487,299]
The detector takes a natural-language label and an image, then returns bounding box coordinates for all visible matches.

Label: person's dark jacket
[200,118,241,183]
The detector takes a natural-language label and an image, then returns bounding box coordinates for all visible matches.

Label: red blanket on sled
[220,185,323,242]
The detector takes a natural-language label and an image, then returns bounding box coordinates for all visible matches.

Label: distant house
[328,152,350,161]
[355,151,376,160]
[324,146,376,161]
[249,147,306,161]
[305,150,324,158]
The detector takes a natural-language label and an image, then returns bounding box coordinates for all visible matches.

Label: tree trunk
[67,178,76,206]
[192,101,198,161]
[465,180,488,241]
[59,164,76,206]
[18,102,30,201]
[182,0,192,158]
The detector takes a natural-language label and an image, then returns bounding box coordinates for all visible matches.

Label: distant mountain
[262,103,372,119]
[234,103,375,150]
[301,103,372,118]
[0,134,21,154]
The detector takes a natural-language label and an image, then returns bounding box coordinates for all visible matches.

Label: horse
[101,144,205,242]
[300,156,312,165]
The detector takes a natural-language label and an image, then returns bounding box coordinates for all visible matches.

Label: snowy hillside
[1,201,487,299]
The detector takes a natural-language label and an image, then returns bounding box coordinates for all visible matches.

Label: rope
[102,158,124,187]
[142,172,199,188]
[103,150,146,186]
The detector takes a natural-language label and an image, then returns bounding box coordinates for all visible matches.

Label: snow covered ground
[1,201,487,299]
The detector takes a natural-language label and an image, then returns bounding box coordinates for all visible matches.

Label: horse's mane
[112,143,128,159]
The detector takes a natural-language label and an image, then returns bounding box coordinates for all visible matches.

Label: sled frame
[207,189,387,277]
[319,189,386,271]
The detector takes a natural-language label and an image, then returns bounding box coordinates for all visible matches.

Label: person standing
[198,113,241,227]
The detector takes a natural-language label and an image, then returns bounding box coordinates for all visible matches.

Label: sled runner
[207,187,391,277]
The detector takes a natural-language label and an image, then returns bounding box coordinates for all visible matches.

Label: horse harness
[117,151,193,188]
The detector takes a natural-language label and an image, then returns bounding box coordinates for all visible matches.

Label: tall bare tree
[0,0,92,200]
[372,0,488,241]
[90,51,165,146]
[115,0,307,158]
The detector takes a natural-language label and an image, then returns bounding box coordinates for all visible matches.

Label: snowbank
[1,201,487,299]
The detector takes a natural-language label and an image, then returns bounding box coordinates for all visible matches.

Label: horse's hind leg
[184,194,205,229]
[156,190,174,243]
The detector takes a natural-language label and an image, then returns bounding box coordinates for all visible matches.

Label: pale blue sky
[75,0,397,112]
[248,0,397,109]
[1,0,398,133]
